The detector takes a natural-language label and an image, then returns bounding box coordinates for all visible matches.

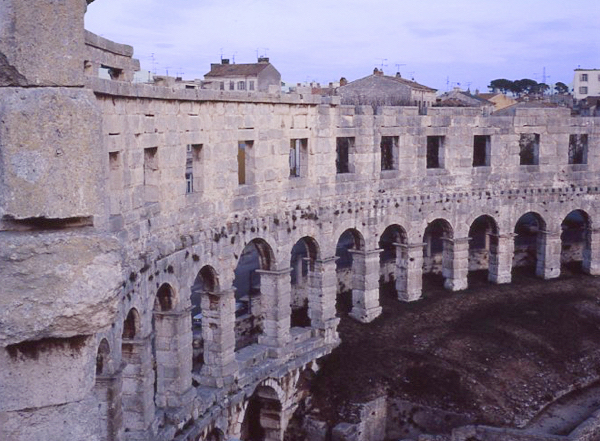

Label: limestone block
[0,0,86,86]
[0,231,122,346]
[0,88,103,220]
[0,395,100,441]
[0,336,96,411]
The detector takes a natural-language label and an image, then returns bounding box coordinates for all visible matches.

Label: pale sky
[85,0,599,93]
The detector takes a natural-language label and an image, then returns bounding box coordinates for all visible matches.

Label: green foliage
[555,82,569,94]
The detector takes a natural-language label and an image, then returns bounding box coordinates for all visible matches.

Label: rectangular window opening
[473,135,491,167]
[249,81,255,91]
[569,134,588,165]
[519,133,540,165]
[380,136,399,171]
[229,81,235,90]
[336,137,354,174]
[144,147,159,203]
[185,144,203,193]
[290,138,308,178]
[238,140,253,185]
[581,74,588,82]
[426,136,444,169]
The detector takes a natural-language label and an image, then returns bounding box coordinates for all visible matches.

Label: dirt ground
[309,266,600,430]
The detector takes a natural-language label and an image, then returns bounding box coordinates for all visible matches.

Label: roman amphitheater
[1,2,600,441]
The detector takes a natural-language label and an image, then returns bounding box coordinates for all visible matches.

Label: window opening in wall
[220,81,224,90]
[238,140,253,185]
[380,136,398,171]
[144,147,159,203]
[519,133,540,165]
[249,81,255,91]
[238,81,246,90]
[581,74,588,81]
[290,138,308,178]
[229,81,235,90]
[473,135,491,167]
[569,134,588,165]
[336,137,354,174]
[426,136,444,169]
[108,151,122,214]
[185,144,202,193]
[579,86,588,95]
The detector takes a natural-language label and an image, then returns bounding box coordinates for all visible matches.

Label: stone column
[153,309,194,409]
[257,268,292,359]
[488,234,514,284]
[442,238,469,291]
[307,257,340,345]
[121,336,155,439]
[395,243,425,302]
[200,289,237,388]
[536,230,561,279]
[94,370,124,441]
[348,249,383,323]
[583,228,600,275]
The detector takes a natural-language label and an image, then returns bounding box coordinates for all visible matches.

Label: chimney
[340,77,348,86]
[258,57,269,63]
[395,72,402,78]
[221,59,230,65]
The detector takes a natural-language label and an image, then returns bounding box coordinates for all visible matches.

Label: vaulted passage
[240,386,283,441]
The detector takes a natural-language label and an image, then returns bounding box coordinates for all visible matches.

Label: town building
[573,68,600,100]
[203,58,281,93]
[476,92,518,111]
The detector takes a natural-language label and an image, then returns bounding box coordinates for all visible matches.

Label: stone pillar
[395,243,425,302]
[442,238,469,291]
[121,336,155,440]
[94,370,124,441]
[583,228,600,275]
[257,268,292,358]
[536,230,561,279]
[348,249,382,323]
[307,257,340,345]
[200,289,237,388]
[488,234,514,284]
[153,309,194,409]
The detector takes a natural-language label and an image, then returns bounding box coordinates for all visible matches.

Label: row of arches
[93,208,595,439]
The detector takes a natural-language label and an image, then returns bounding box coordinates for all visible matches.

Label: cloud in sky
[85,0,599,92]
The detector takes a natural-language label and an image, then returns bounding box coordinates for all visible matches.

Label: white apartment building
[573,68,600,100]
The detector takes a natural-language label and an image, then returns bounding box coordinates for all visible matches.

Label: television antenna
[375,58,388,69]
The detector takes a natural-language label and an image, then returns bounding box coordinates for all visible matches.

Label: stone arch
[240,384,284,441]
[122,308,140,339]
[191,265,220,372]
[561,209,591,273]
[468,215,499,280]
[206,427,224,441]
[96,338,111,376]
[233,239,276,350]
[378,224,408,299]
[335,228,365,315]
[513,212,550,278]
[290,236,320,328]
[154,283,175,312]
[422,218,454,290]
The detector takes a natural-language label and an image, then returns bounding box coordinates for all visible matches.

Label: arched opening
[240,386,283,441]
[206,428,224,441]
[335,229,364,316]
[233,239,274,350]
[122,308,140,340]
[96,338,111,376]
[422,219,453,290]
[290,237,319,328]
[468,215,499,283]
[513,212,546,276]
[378,225,407,300]
[561,210,590,274]
[152,284,176,408]
[191,266,219,372]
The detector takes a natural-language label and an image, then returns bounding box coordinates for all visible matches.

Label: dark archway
[513,212,546,276]
[468,215,499,282]
[335,229,364,315]
[422,219,453,290]
[96,338,111,376]
[191,266,219,372]
[290,237,319,328]
[378,225,407,300]
[240,386,283,441]
[561,210,590,274]
[122,308,140,340]
[233,239,275,350]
